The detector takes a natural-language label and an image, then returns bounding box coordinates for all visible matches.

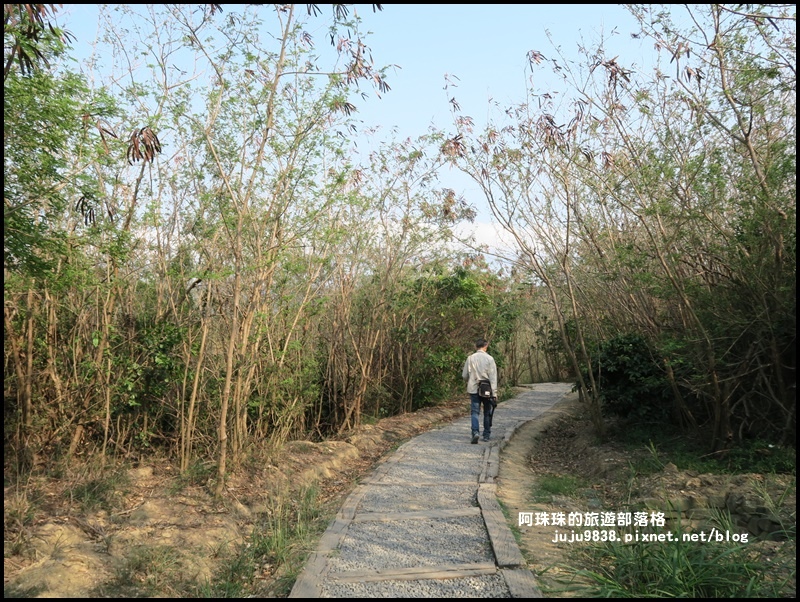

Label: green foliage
[3,5,71,77]
[410,346,465,408]
[4,20,117,278]
[718,440,796,475]
[4,2,789,529]
[566,527,791,598]
[136,321,186,402]
[615,423,795,476]
[391,265,521,410]
[581,334,672,421]
[531,473,587,502]
[444,3,795,449]
[4,70,80,275]
[489,293,522,345]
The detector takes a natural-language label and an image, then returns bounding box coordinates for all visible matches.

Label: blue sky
[58,4,648,134]
[346,4,650,254]
[345,4,647,141]
[56,4,652,258]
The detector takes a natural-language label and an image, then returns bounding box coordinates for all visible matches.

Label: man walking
[462,338,498,444]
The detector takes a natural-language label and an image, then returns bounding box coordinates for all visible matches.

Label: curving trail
[289,382,573,598]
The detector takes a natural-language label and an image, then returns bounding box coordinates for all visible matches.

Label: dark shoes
[471,433,480,444]
[482,436,490,442]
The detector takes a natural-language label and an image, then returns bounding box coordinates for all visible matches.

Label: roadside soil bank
[496,391,796,597]
[4,387,795,597]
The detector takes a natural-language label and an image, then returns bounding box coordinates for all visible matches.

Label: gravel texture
[290,382,573,598]
[328,515,494,572]
[357,483,479,513]
[321,573,511,598]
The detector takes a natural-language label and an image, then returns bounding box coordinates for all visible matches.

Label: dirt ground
[3,398,472,598]
[4,388,796,598]
[496,391,796,597]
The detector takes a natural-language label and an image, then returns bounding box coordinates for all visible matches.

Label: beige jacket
[462,350,498,395]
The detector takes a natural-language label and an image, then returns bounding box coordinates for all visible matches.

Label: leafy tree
[442,4,795,449]
[4,5,105,276]
[4,4,124,473]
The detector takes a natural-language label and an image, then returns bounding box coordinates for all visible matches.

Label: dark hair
[475,338,488,349]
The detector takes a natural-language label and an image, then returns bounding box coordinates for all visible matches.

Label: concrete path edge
[289,384,572,598]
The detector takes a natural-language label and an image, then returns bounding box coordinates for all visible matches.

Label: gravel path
[289,382,573,598]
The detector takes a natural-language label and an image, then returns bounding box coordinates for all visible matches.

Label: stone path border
[289,382,573,598]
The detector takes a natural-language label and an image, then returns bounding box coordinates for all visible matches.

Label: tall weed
[558,518,795,598]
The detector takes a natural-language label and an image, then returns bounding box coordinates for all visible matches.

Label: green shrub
[582,333,672,421]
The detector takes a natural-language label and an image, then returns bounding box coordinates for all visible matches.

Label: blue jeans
[470,393,494,438]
